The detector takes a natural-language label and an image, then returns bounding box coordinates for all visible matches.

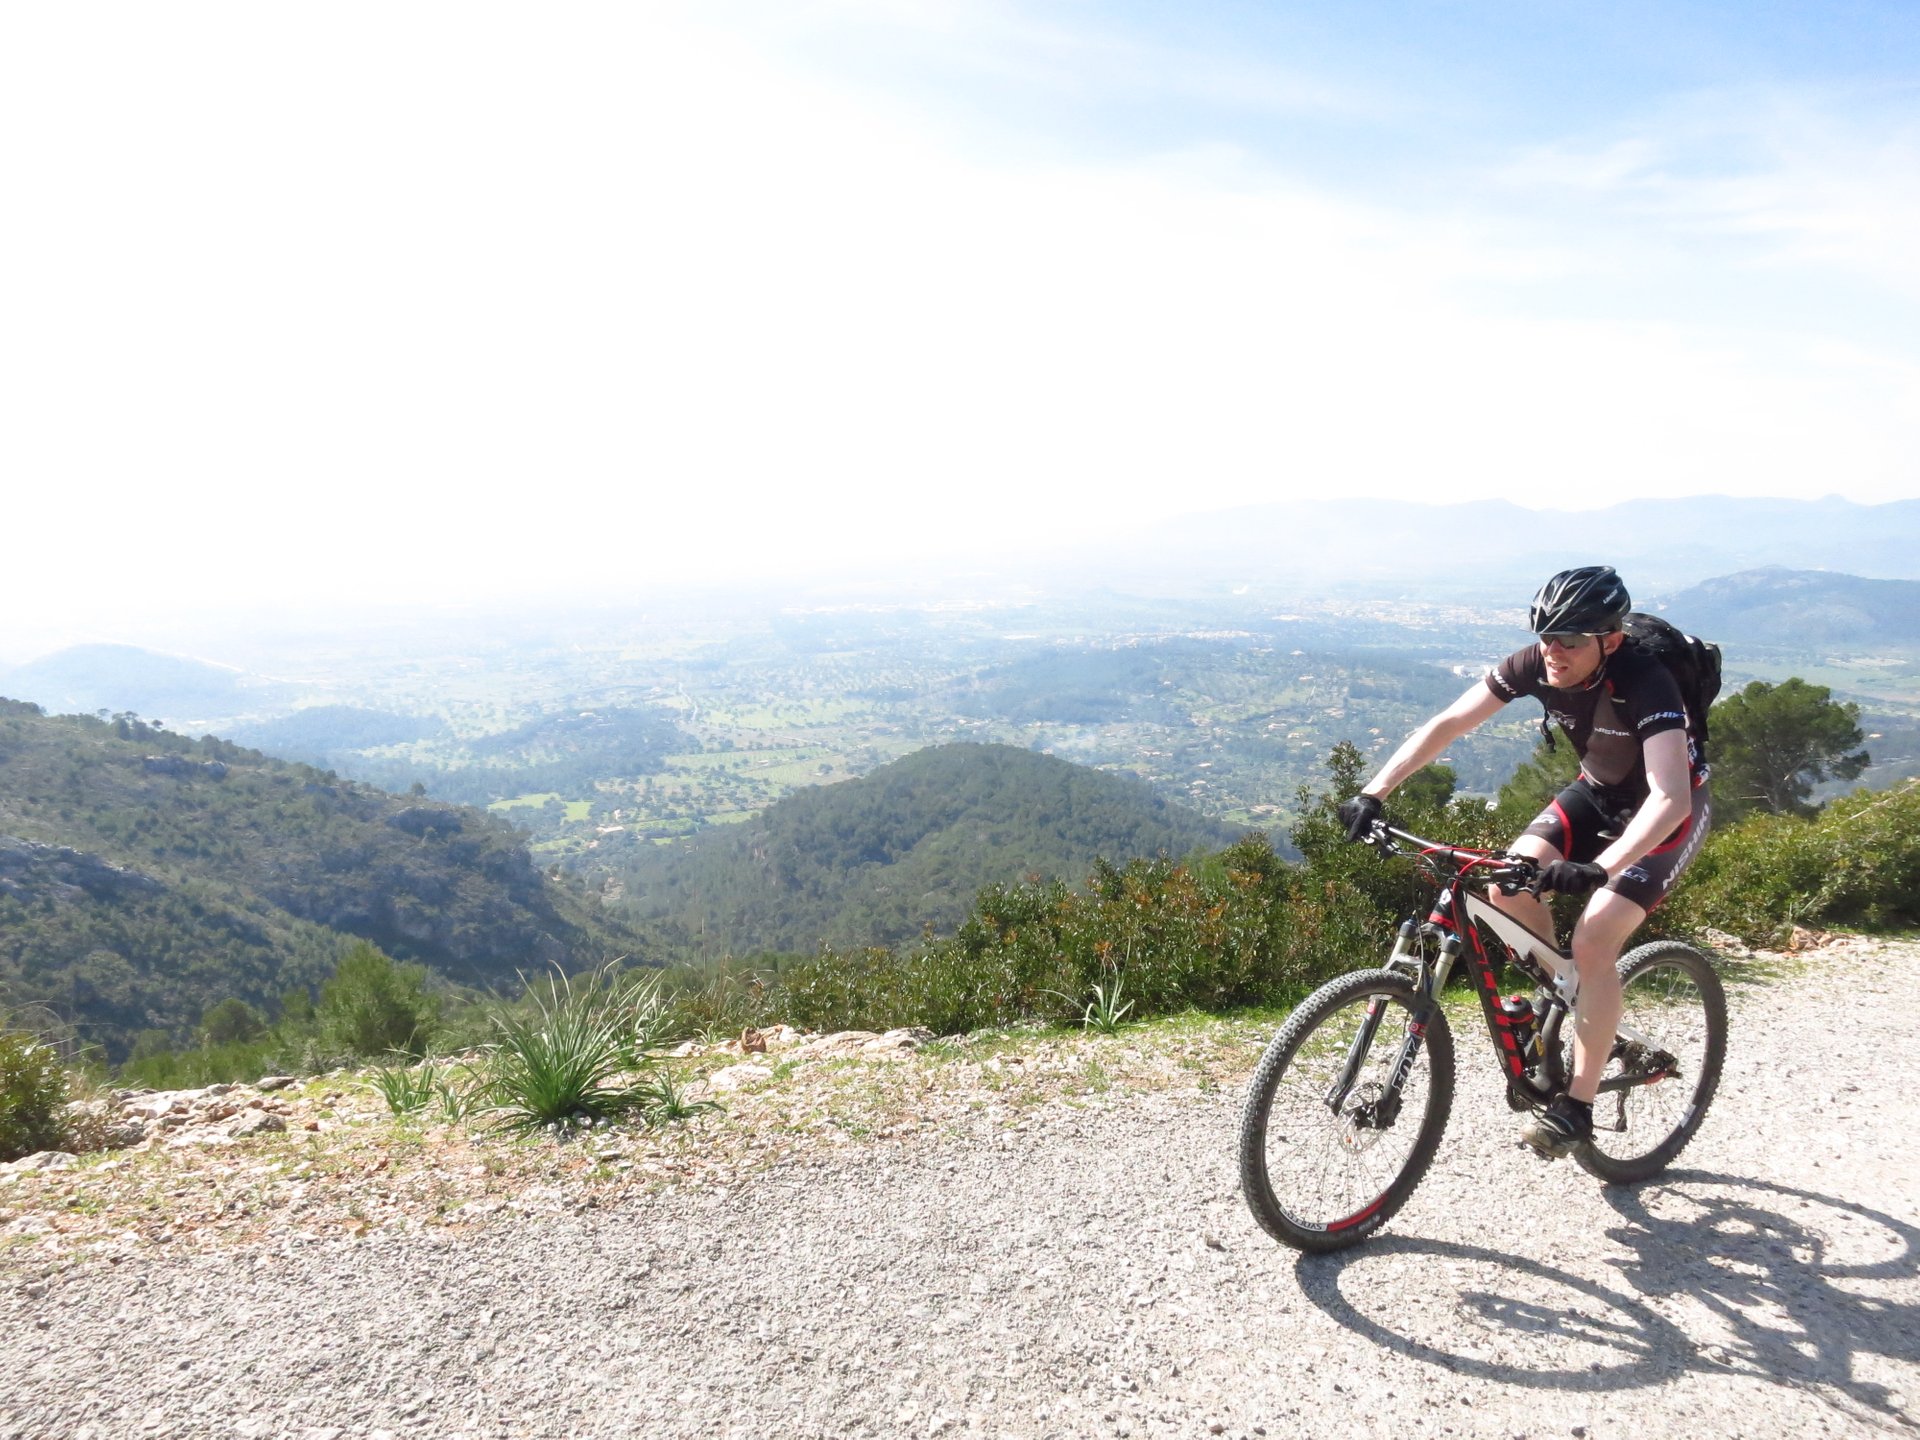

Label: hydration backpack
[1534,612,1724,761]
[1620,611,1723,759]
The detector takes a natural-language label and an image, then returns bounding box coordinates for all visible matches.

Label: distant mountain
[1075,495,1920,599]
[0,701,650,1058]
[611,742,1243,956]
[0,643,290,729]
[1656,568,1920,647]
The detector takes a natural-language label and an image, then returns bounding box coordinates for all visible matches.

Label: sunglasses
[1539,632,1601,651]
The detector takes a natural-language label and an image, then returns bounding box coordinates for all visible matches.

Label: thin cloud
[1492,85,1920,300]
[2,3,1916,638]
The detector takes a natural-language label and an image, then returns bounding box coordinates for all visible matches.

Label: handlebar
[1362,821,1542,896]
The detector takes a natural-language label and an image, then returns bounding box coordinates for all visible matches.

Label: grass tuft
[1081,974,1135,1034]
[478,966,677,1135]
[369,1057,441,1117]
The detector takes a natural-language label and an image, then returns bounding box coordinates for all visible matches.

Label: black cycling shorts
[1522,774,1712,913]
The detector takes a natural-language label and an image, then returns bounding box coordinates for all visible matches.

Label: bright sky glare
[4,1,1918,639]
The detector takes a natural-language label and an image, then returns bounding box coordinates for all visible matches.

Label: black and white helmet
[1528,565,1630,635]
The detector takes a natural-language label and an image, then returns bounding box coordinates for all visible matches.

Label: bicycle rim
[1578,943,1725,1179]
[1240,971,1452,1250]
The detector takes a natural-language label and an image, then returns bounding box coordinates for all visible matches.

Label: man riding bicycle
[1336,565,1712,1159]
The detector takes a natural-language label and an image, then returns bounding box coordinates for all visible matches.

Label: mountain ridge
[610,741,1244,957]
[1656,567,1920,647]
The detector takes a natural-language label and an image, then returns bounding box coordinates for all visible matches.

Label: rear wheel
[1567,941,1726,1183]
[1239,970,1454,1253]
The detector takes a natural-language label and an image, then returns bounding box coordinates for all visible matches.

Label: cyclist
[1335,565,1711,1158]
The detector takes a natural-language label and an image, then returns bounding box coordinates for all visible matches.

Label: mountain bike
[1238,820,1726,1253]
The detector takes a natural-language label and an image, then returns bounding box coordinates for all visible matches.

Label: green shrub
[117,1034,295,1091]
[199,998,267,1047]
[699,748,1458,1041]
[0,1028,69,1162]
[1663,780,1920,945]
[318,942,440,1060]
[656,962,767,1042]
[761,833,1305,1037]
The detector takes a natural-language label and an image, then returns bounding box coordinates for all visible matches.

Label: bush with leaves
[1488,738,1580,837]
[0,1026,69,1162]
[1660,779,1920,945]
[488,750,1920,1050]
[318,941,440,1060]
[199,997,267,1047]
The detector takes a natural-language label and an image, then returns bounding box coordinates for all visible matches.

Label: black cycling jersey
[1483,642,1698,803]
[1486,640,1712,912]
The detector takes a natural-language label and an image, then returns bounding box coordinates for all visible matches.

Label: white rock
[1700,927,1753,957]
[821,1029,880,1046]
[707,1063,774,1092]
[256,1075,297,1091]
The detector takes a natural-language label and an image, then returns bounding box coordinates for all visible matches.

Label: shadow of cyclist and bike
[1291,1170,1918,1429]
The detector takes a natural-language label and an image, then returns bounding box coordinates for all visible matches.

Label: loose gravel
[3,938,1917,1439]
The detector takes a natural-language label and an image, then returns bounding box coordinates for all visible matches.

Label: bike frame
[1349,825,1664,1114]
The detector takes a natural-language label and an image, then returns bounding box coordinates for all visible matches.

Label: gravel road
[5,939,1917,1440]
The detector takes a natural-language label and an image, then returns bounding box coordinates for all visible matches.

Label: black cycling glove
[1337,793,1383,843]
[1539,860,1609,897]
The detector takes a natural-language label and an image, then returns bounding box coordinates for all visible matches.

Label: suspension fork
[1323,917,1461,1114]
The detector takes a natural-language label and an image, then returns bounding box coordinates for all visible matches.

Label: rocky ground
[2,934,1916,1439]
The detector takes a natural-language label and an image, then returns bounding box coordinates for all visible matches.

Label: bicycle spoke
[1523,944,1727,1184]
[1258,992,1437,1231]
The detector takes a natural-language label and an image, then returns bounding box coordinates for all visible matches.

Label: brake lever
[1493,856,1543,897]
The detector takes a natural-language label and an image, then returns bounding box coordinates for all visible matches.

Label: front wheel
[1570,940,1727,1184]
[1239,970,1455,1252]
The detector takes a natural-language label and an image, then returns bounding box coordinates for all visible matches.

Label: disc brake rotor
[1340,1082,1391,1152]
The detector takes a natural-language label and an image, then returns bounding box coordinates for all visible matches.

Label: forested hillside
[0,701,648,1058]
[1660,568,1920,646]
[228,703,686,808]
[611,741,1242,956]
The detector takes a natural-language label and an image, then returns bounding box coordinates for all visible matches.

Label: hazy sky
[5,1,1918,642]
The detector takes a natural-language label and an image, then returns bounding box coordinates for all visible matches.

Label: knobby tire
[1238,970,1454,1254]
